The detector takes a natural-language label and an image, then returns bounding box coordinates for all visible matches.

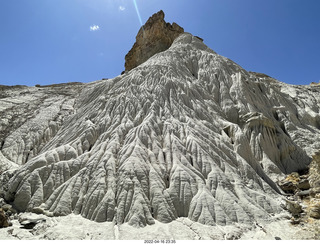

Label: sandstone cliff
[124,10,184,71]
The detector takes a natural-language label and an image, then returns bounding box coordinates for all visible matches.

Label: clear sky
[0,0,319,86]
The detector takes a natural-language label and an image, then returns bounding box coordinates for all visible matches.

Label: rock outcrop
[310,81,320,86]
[278,151,320,230]
[124,10,184,71]
[0,208,9,228]
[308,152,320,219]
[278,172,310,194]
[1,12,320,232]
[1,33,319,228]
[309,152,320,193]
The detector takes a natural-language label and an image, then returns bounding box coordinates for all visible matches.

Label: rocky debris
[279,174,309,219]
[1,203,16,216]
[1,10,320,230]
[31,207,45,215]
[309,152,320,192]
[18,213,47,229]
[280,151,320,232]
[0,198,16,224]
[0,208,10,228]
[296,189,311,197]
[31,204,54,217]
[305,153,320,219]
[298,178,311,191]
[19,218,46,230]
[278,172,300,193]
[284,199,302,217]
[310,81,320,86]
[0,33,314,228]
[310,188,320,196]
[124,10,184,71]
[278,172,310,194]
[1,12,320,239]
[308,198,320,219]
[1,32,319,228]
[290,217,301,225]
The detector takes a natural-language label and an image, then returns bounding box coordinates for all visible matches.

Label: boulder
[1,203,16,216]
[297,178,310,190]
[285,199,302,216]
[18,213,47,229]
[32,207,45,215]
[278,172,301,193]
[290,217,301,225]
[0,208,9,228]
[310,187,320,196]
[308,199,320,219]
[19,218,46,229]
[2,203,12,212]
[296,189,310,197]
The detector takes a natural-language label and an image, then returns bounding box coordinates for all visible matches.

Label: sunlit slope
[2,33,320,227]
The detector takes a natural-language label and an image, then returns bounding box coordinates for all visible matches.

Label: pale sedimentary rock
[1,32,320,228]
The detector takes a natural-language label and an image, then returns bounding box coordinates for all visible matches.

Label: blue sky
[0,0,319,86]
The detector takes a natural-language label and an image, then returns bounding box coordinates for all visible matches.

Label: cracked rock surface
[1,33,320,230]
[124,10,184,72]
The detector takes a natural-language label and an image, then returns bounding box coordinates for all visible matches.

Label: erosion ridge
[0,11,320,237]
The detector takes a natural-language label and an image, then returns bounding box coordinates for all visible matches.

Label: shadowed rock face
[124,10,184,72]
[1,12,320,229]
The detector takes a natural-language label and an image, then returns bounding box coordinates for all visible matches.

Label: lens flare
[133,0,143,27]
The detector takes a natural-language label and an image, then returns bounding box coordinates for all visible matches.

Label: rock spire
[124,10,184,71]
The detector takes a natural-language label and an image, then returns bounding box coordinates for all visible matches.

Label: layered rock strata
[124,10,184,71]
[1,33,319,227]
[0,13,320,228]
[278,151,320,226]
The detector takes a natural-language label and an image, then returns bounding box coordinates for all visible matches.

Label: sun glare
[133,0,143,27]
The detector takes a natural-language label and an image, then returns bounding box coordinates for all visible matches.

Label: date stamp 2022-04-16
[144,240,177,244]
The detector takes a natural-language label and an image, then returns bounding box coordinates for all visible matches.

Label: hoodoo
[124,10,184,71]
[0,10,320,239]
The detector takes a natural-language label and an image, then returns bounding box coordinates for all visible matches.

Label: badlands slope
[0,32,320,238]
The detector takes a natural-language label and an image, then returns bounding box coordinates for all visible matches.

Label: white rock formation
[0,212,309,240]
[1,33,320,230]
